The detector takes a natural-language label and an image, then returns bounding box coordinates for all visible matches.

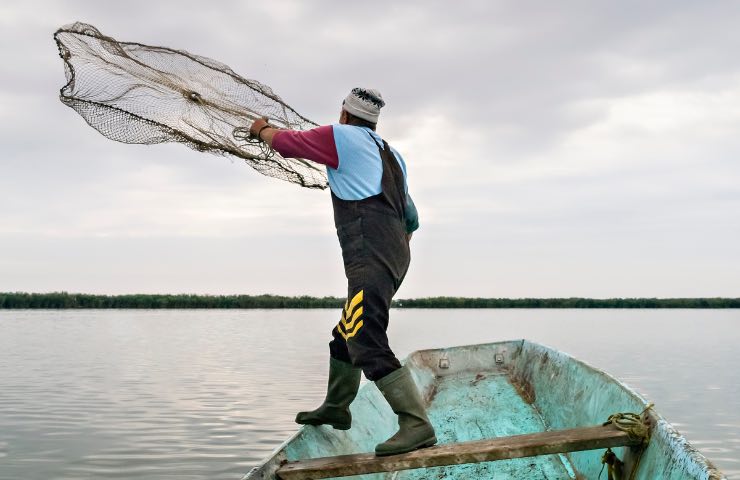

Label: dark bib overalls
[328,132,410,381]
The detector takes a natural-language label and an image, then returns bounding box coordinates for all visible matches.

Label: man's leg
[294,308,361,429]
[337,283,436,456]
[329,307,354,365]
[339,286,401,381]
[373,365,437,456]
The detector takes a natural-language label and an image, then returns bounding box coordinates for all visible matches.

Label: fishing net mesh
[53,22,327,189]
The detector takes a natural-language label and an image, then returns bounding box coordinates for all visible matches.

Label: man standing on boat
[250,88,436,456]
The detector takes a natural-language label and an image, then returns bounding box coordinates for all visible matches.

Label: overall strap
[367,131,406,221]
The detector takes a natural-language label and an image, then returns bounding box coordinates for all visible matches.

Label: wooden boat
[244,340,726,479]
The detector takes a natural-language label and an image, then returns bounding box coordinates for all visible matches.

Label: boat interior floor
[362,371,578,480]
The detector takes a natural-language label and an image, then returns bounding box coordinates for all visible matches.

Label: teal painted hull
[244,340,726,479]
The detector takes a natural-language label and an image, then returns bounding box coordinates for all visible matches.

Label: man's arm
[250,118,278,145]
[405,194,419,241]
[249,119,338,169]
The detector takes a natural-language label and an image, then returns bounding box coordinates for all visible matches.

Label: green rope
[603,402,654,445]
[599,403,654,480]
[599,447,625,480]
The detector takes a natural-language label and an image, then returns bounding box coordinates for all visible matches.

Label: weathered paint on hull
[244,340,727,480]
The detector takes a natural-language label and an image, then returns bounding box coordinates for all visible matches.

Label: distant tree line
[1,293,738,309]
[394,297,740,309]
[0,293,344,309]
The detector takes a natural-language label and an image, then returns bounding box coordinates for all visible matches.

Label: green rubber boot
[295,357,361,430]
[375,366,437,456]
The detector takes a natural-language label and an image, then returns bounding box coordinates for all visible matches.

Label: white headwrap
[342,88,385,123]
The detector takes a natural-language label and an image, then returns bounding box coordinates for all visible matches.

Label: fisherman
[250,88,436,456]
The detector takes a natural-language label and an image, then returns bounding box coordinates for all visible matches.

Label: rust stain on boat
[511,373,536,404]
[471,373,486,386]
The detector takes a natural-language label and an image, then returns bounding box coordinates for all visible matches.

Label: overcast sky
[1,1,739,298]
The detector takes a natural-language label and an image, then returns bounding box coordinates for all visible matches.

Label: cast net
[53,22,328,189]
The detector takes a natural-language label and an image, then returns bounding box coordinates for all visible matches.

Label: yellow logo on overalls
[338,290,364,340]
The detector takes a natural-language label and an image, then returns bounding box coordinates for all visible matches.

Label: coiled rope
[603,402,654,445]
[599,403,654,480]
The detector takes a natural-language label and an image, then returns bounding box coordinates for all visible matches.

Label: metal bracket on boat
[494,353,505,365]
[438,354,450,369]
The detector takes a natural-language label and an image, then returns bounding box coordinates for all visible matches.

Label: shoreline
[1,293,738,309]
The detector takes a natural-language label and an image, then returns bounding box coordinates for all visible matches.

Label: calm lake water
[0,309,738,479]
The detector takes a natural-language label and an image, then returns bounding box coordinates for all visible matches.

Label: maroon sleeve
[271,125,339,169]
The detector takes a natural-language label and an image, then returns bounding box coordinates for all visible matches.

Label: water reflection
[0,309,737,479]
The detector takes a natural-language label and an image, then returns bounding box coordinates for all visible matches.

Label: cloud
[1,0,739,295]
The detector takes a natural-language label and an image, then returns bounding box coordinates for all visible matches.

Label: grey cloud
[8,1,740,145]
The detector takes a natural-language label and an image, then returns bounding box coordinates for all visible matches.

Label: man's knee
[346,345,401,381]
[329,337,352,365]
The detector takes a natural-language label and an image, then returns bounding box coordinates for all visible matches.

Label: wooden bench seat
[276,424,639,479]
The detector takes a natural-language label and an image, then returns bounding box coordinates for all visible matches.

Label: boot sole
[296,420,351,430]
[375,436,437,457]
